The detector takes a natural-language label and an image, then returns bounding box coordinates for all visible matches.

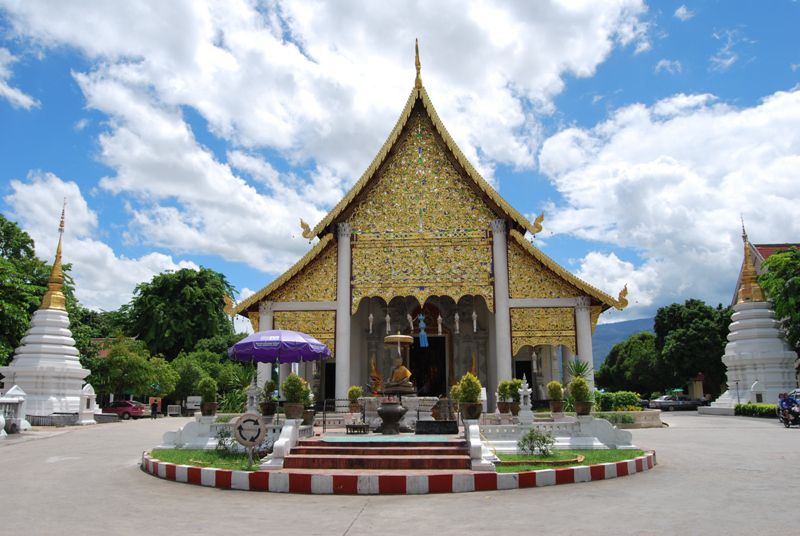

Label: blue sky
[1,1,799,323]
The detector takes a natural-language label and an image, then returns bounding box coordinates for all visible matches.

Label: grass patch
[495,449,644,473]
[151,449,255,471]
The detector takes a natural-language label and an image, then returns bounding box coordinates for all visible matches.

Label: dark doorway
[323,362,335,402]
[515,360,533,382]
[409,336,447,397]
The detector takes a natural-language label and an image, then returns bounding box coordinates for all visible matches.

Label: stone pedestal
[77,384,97,425]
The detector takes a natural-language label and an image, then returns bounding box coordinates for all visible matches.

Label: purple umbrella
[228,330,331,364]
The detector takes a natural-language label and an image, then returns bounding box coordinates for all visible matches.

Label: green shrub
[259,380,277,403]
[509,379,523,403]
[594,412,636,424]
[456,373,482,403]
[735,403,777,418]
[449,383,461,401]
[197,376,218,404]
[347,385,364,403]
[497,380,512,402]
[282,373,310,404]
[612,391,640,410]
[565,359,592,380]
[650,391,662,400]
[546,380,563,401]
[517,428,555,457]
[595,391,614,411]
[569,377,591,402]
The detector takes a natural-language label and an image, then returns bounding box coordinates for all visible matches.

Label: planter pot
[200,402,217,416]
[574,401,593,416]
[510,402,520,416]
[377,400,407,435]
[549,400,565,414]
[260,401,277,416]
[497,401,511,414]
[302,409,315,425]
[284,402,305,419]
[349,402,361,413]
[461,402,483,420]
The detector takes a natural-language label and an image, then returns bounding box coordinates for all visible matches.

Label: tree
[126,268,235,360]
[0,215,52,365]
[759,247,800,352]
[596,332,660,395]
[84,337,177,399]
[654,300,732,396]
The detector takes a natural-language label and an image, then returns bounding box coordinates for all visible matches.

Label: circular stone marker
[232,413,266,447]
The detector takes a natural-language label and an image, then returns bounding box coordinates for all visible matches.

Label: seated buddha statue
[383,356,416,395]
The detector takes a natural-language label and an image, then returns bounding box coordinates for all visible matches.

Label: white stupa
[0,205,90,416]
[701,230,798,415]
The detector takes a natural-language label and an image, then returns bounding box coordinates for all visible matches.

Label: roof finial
[39,199,67,311]
[415,38,422,89]
[741,214,747,241]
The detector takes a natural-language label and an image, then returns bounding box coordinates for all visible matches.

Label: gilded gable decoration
[273,311,336,358]
[511,307,576,354]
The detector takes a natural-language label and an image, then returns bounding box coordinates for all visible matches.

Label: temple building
[234,44,627,408]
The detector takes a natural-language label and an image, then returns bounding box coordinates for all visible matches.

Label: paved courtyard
[0,413,795,535]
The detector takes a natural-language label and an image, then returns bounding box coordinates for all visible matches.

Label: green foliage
[596,331,660,395]
[517,428,555,457]
[546,380,563,400]
[759,248,800,352]
[126,268,235,360]
[86,338,154,397]
[497,380,512,402]
[347,385,364,403]
[565,358,592,380]
[455,372,482,403]
[282,373,310,404]
[612,391,640,409]
[594,391,613,411]
[568,376,591,402]
[508,378,523,403]
[197,376,218,403]
[449,383,461,401]
[146,356,179,397]
[593,412,636,424]
[218,387,247,413]
[259,380,277,403]
[734,403,778,418]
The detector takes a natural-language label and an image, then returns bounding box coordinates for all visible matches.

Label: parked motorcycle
[779,404,800,428]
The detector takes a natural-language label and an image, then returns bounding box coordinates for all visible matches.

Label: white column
[491,219,512,408]
[257,301,274,387]
[335,222,353,411]
[574,296,595,390]
[279,363,291,398]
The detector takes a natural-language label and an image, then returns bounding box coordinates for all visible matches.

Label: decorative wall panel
[511,307,576,354]
[349,108,495,311]
[273,311,336,358]
[508,239,582,299]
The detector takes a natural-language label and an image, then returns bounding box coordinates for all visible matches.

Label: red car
[103,400,146,420]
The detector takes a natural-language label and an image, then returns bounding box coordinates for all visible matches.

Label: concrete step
[297,439,467,449]
[283,454,471,470]
[290,446,467,456]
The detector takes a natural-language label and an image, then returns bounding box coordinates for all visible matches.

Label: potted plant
[449,383,462,413]
[259,380,278,416]
[496,380,511,414]
[547,380,564,414]
[281,373,309,419]
[347,385,364,413]
[198,377,218,416]
[456,372,483,420]
[569,376,593,415]
[509,378,523,416]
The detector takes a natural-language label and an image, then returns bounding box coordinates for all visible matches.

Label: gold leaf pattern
[273,310,336,359]
[508,239,582,299]
[267,240,337,302]
[511,307,576,354]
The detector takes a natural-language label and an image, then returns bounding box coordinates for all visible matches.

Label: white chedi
[0,204,91,417]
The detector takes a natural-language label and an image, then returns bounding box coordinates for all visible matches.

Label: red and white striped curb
[141,451,656,494]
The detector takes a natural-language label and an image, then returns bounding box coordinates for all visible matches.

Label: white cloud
[3,171,197,311]
[0,47,39,109]
[0,0,652,289]
[654,59,682,75]
[540,88,800,320]
[674,5,694,21]
[710,29,741,72]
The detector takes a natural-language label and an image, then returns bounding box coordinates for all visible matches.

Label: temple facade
[235,45,626,408]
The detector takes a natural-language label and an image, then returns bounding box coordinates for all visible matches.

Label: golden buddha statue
[384,356,415,394]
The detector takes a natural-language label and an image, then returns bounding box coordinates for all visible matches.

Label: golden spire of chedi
[737,222,765,304]
[39,200,67,311]
[415,38,422,88]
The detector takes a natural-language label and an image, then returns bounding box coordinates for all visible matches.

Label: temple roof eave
[233,233,334,316]
[509,229,621,311]
[309,85,538,238]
